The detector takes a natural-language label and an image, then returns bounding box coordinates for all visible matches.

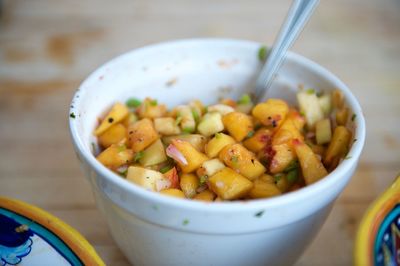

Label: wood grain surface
[1,0,399,265]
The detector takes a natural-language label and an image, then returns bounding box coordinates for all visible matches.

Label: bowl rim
[69,38,366,213]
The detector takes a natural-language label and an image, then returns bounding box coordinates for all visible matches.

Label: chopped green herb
[70,112,76,119]
[215,132,222,139]
[300,111,305,117]
[118,144,127,153]
[306,88,315,94]
[150,99,158,106]
[126,98,142,108]
[286,169,299,183]
[246,131,255,138]
[274,173,284,183]
[353,138,358,143]
[160,165,173,174]
[344,155,352,160]
[134,151,144,162]
[238,94,251,105]
[254,210,265,218]
[182,127,194,134]
[258,46,269,61]
[199,175,208,185]
[182,219,189,225]
[119,169,128,177]
[284,160,299,173]
[351,114,357,121]
[175,116,182,126]
[316,91,323,97]
[192,109,200,123]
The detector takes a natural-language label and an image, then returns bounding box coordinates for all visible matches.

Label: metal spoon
[254,0,320,101]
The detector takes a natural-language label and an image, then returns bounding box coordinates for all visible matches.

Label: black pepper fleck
[70,112,76,119]
[108,117,114,123]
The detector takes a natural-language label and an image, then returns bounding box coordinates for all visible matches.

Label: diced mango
[193,190,216,202]
[163,167,180,188]
[336,107,349,126]
[252,99,289,128]
[324,126,351,167]
[222,112,253,142]
[95,103,129,136]
[248,178,281,199]
[98,123,127,148]
[128,118,159,152]
[96,144,133,170]
[160,188,185,198]
[205,133,236,158]
[270,142,295,174]
[180,174,199,198]
[208,167,253,200]
[167,139,208,173]
[219,144,265,180]
[243,128,272,153]
[272,119,303,146]
[332,89,344,109]
[139,139,167,166]
[293,139,328,185]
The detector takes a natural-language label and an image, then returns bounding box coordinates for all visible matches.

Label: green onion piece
[199,175,208,185]
[215,132,222,139]
[258,46,269,61]
[182,127,194,134]
[134,151,144,162]
[351,114,356,121]
[284,160,299,173]
[237,94,252,105]
[192,109,200,123]
[286,169,299,183]
[70,112,76,119]
[274,173,284,183]
[306,88,315,94]
[160,165,173,174]
[246,130,255,138]
[118,144,127,153]
[150,99,158,106]
[126,98,142,108]
[175,116,182,126]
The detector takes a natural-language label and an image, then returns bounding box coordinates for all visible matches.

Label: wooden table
[1,0,399,265]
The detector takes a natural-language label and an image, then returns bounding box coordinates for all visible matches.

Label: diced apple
[315,118,332,145]
[196,158,225,178]
[318,94,332,116]
[175,105,196,133]
[162,134,208,152]
[154,117,181,135]
[207,104,235,115]
[297,90,324,129]
[197,112,224,137]
[139,139,167,166]
[126,166,170,191]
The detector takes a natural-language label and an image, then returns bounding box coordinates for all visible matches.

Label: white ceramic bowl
[69,39,365,266]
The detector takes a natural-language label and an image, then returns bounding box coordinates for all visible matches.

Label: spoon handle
[254,0,319,101]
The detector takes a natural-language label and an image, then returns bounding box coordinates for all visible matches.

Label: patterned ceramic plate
[0,197,104,266]
[354,175,400,266]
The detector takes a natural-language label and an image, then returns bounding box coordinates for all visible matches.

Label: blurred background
[0,0,399,265]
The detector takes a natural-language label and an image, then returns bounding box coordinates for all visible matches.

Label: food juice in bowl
[69,39,365,265]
